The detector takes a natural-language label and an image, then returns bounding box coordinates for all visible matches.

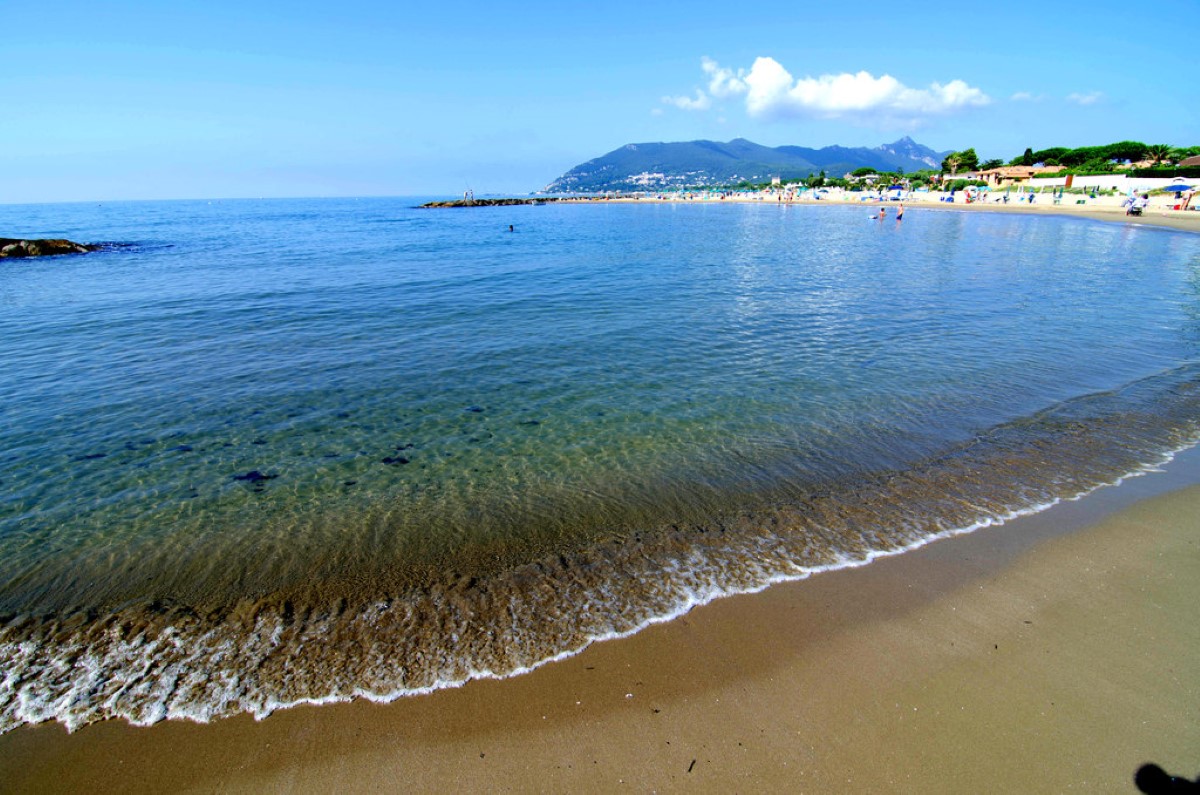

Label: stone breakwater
[0,238,99,257]
[420,198,566,208]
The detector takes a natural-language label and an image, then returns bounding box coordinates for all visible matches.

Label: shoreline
[892,197,1200,233]
[3,445,1198,791]
[425,192,1200,234]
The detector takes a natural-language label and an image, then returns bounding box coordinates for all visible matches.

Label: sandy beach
[591,189,1200,234]
[899,198,1200,234]
[2,439,1198,793]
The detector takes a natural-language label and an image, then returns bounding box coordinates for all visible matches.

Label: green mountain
[542,136,950,193]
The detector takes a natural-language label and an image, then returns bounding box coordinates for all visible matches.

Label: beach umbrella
[1162,182,1193,193]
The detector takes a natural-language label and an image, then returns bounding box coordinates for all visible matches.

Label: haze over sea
[2,197,1199,732]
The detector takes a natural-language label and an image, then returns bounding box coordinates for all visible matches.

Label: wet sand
[2,444,1198,792]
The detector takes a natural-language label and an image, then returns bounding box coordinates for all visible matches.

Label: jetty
[420,197,567,208]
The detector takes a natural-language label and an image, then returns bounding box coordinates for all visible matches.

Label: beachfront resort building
[972,165,1066,187]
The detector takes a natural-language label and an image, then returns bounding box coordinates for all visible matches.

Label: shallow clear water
[2,197,1199,731]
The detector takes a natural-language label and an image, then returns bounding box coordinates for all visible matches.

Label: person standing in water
[896,203,904,221]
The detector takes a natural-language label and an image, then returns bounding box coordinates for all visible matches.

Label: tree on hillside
[851,167,877,177]
[1032,147,1069,164]
[1009,147,1035,166]
[1079,156,1116,173]
[980,159,1003,170]
[908,169,937,187]
[1146,143,1173,165]
[942,149,979,176]
[1106,140,1149,163]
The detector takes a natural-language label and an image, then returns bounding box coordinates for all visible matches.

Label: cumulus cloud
[1066,91,1103,105]
[739,57,989,118]
[701,56,747,98]
[663,56,991,122]
[662,89,712,111]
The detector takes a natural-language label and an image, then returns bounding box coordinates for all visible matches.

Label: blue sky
[3,0,1197,203]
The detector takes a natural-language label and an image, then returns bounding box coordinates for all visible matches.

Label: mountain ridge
[542,136,950,193]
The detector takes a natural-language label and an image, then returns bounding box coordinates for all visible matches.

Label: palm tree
[1146,143,1173,166]
[1169,147,1192,165]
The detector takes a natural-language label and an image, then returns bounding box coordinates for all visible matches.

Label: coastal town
[427,140,1200,229]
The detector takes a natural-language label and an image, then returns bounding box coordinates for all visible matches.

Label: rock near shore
[421,197,564,208]
[0,238,99,258]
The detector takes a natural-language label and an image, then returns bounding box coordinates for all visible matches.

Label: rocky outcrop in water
[421,198,564,208]
[0,238,99,258]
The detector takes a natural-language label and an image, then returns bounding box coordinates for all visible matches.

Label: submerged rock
[0,238,100,258]
[232,470,276,483]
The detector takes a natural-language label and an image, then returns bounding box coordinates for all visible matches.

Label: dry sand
[905,199,1200,234]
[2,446,1198,793]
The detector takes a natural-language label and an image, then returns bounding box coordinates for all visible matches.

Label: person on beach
[1127,194,1149,216]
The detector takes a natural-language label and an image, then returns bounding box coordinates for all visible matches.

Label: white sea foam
[0,433,1195,736]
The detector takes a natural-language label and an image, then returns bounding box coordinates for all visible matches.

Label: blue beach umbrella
[1162,182,1193,193]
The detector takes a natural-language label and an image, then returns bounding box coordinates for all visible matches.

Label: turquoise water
[2,197,1199,731]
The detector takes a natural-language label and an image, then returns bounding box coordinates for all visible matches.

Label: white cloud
[1066,91,1103,105]
[741,57,990,118]
[662,90,712,111]
[701,56,747,98]
[1011,91,1040,101]
[669,57,990,122]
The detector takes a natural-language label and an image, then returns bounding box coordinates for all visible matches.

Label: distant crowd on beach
[585,184,1198,218]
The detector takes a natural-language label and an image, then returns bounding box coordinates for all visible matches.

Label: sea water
[2,197,1199,731]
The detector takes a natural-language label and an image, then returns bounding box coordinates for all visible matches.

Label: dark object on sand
[1135,763,1200,794]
